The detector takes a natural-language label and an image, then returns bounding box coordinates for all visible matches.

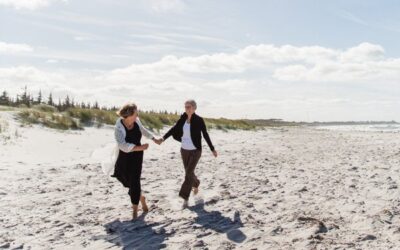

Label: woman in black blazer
[157,100,217,208]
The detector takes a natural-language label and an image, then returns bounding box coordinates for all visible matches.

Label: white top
[102,117,155,176]
[181,122,197,150]
[114,117,155,153]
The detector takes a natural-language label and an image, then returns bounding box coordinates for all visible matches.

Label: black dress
[112,120,144,205]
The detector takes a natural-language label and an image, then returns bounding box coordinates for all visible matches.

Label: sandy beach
[1,111,400,249]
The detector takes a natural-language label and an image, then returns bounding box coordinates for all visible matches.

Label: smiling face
[185,102,195,116]
[118,103,138,126]
[124,110,138,125]
[184,100,197,117]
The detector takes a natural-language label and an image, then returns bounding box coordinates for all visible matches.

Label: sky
[1,0,400,121]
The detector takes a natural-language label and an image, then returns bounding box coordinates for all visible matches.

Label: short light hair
[185,99,197,110]
[117,103,137,118]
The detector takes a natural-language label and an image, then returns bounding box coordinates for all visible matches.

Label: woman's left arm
[136,118,156,140]
[201,118,215,152]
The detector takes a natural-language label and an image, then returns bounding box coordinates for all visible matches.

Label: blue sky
[1,0,400,121]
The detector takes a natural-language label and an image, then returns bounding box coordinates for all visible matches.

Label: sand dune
[1,111,400,249]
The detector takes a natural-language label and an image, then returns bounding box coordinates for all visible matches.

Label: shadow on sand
[100,213,172,250]
[189,199,247,243]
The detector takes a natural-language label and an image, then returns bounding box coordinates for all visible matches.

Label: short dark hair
[185,99,197,109]
[117,103,137,118]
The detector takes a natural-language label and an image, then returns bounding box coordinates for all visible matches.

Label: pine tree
[57,98,62,111]
[15,95,20,106]
[64,95,71,109]
[47,93,54,106]
[0,91,10,106]
[36,90,42,104]
[20,86,31,107]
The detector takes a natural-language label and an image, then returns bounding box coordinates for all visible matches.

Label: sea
[314,123,400,132]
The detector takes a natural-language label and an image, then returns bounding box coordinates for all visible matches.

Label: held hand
[154,138,163,145]
[142,143,149,150]
[212,150,218,157]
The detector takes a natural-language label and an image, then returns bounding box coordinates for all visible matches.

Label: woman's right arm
[162,118,182,141]
[162,125,176,141]
[160,114,185,143]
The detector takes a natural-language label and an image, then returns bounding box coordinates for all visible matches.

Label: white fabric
[114,117,155,153]
[181,122,197,150]
[97,143,119,176]
[101,117,155,175]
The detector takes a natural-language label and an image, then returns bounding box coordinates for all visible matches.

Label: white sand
[1,111,400,249]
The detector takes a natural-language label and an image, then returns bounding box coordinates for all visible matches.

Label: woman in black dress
[112,103,157,219]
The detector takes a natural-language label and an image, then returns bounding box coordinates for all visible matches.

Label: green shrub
[0,105,15,111]
[18,104,29,109]
[18,109,82,130]
[204,117,255,130]
[67,108,94,125]
[15,107,261,131]
[32,104,57,113]
[67,108,118,126]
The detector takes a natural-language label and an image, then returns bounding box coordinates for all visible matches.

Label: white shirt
[181,122,197,150]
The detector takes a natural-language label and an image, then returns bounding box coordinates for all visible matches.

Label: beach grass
[0,119,3,134]
[6,106,292,131]
[0,119,10,141]
[66,108,117,127]
[18,109,82,130]
[205,117,256,131]
[0,105,16,111]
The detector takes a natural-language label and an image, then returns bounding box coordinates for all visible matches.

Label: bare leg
[140,195,149,213]
[182,199,189,209]
[132,205,138,220]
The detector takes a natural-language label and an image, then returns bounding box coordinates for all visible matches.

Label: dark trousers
[128,156,143,205]
[179,148,202,200]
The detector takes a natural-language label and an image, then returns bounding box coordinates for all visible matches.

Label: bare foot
[193,187,199,195]
[140,195,149,213]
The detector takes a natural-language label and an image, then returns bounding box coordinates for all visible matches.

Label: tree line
[0,86,179,115]
[0,86,107,111]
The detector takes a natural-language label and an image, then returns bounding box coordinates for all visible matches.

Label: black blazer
[163,113,215,151]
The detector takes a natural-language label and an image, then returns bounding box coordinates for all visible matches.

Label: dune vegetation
[0,87,291,131]
[14,105,258,131]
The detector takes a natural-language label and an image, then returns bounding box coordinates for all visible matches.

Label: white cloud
[0,41,33,54]
[0,0,64,10]
[145,0,186,13]
[272,43,400,83]
[0,66,65,85]
[73,36,93,41]
[2,42,400,121]
[340,42,385,62]
[46,59,58,64]
[107,42,400,83]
